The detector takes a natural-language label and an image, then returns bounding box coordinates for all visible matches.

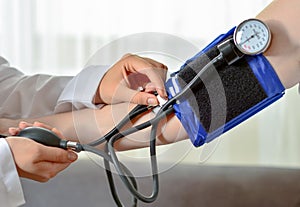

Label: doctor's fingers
[113,87,159,106]
[28,148,77,181]
[8,121,41,135]
[122,54,168,98]
[32,122,66,139]
[142,57,168,70]
[28,162,72,182]
[19,170,53,183]
[122,53,168,71]
[38,146,78,163]
[17,121,53,130]
[142,68,167,99]
[126,66,168,99]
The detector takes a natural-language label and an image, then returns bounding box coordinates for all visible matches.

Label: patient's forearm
[16,103,188,151]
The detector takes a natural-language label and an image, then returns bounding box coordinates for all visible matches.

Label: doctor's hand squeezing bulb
[17,127,83,152]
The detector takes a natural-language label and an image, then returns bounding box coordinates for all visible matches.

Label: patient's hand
[94,54,168,106]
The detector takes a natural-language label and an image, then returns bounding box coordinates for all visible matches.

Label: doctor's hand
[6,122,78,182]
[94,54,168,106]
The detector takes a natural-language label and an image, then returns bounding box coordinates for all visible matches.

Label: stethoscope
[0,58,220,207]
[1,18,271,207]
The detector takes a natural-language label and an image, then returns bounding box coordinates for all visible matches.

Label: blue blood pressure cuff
[165,27,285,147]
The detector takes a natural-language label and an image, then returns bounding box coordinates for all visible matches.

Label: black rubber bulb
[17,127,68,149]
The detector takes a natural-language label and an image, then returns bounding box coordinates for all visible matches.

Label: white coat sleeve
[0,56,73,119]
[0,56,109,118]
[0,138,25,207]
[55,65,109,113]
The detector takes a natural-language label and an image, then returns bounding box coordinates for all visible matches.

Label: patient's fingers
[32,121,52,129]
[33,122,66,139]
[8,121,33,135]
[10,121,65,139]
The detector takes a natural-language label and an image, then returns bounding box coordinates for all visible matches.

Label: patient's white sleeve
[0,139,25,207]
[55,65,109,113]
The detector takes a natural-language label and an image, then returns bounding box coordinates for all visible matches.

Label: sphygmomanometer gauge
[233,18,271,55]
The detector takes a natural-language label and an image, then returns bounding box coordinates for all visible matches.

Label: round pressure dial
[233,18,271,55]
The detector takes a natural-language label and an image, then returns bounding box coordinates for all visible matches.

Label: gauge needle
[239,34,255,46]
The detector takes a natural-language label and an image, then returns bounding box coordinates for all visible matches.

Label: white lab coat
[0,56,108,119]
[0,56,108,206]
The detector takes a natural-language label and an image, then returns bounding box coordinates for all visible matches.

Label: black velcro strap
[177,45,267,132]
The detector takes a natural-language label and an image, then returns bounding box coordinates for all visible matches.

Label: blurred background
[1,0,299,169]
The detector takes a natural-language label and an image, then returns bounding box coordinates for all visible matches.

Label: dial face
[233,19,271,55]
